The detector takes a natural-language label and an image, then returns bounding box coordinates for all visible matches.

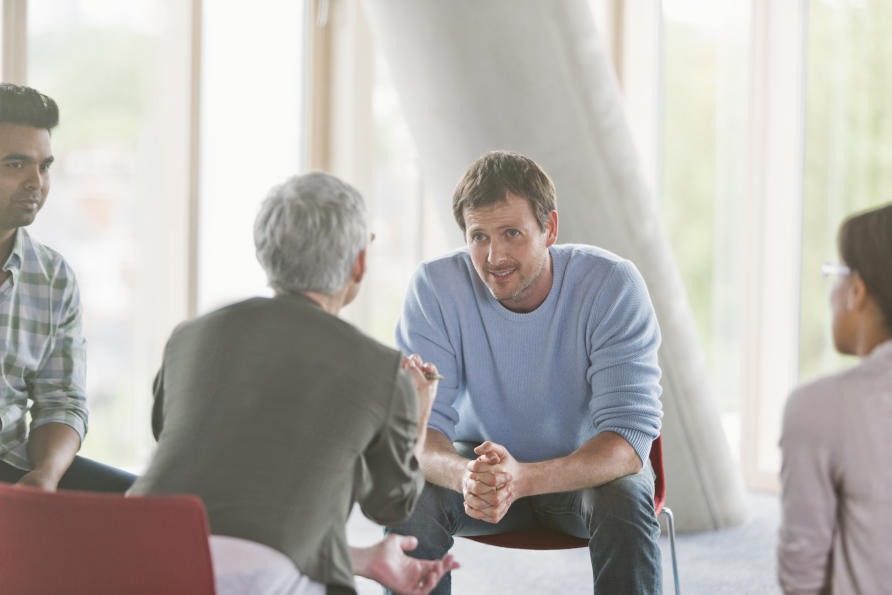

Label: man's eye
[5,162,23,169]
[471,234,485,242]
[507,229,520,237]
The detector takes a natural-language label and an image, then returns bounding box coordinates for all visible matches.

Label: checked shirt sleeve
[28,267,88,442]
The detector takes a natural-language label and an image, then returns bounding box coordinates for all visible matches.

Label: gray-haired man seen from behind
[130,172,458,595]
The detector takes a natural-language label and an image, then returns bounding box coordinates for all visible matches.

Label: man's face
[464,191,557,313]
[0,123,53,234]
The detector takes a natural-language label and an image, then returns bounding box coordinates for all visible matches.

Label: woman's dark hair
[839,202,892,331]
[0,83,58,130]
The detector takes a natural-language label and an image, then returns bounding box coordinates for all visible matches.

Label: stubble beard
[487,251,548,307]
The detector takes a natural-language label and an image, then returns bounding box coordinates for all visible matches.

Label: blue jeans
[0,456,136,492]
[385,446,662,594]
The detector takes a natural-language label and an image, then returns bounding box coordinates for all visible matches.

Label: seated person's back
[130,172,446,594]
[779,202,892,594]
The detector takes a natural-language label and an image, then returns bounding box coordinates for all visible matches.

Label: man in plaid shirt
[0,83,133,492]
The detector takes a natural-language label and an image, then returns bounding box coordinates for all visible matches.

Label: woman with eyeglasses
[778,203,892,594]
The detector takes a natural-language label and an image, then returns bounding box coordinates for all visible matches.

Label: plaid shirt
[0,228,87,470]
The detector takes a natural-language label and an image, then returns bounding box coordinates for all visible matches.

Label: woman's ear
[849,272,869,312]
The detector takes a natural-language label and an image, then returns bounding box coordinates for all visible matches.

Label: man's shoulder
[409,247,478,298]
[553,243,638,287]
[17,229,76,285]
[553,243,626,268]
[417,247,472,277]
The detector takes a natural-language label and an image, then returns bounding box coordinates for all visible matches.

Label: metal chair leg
[660,507,680,595]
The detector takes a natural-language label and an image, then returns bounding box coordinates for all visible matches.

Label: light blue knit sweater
[395,244,663,465]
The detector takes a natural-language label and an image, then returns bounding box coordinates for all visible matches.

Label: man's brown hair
[452,151,556,234]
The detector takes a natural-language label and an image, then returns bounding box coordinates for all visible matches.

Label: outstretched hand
[352,534,459,595]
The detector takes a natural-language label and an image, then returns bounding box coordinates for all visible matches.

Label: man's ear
[545,210,558,247]
[352,248,367,284]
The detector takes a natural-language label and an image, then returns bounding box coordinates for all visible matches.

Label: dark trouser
[385,448,662,594]
[0,456,136,493]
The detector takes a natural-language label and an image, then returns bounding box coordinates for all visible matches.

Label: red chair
[463,435,680,594]
[0,483,216,595]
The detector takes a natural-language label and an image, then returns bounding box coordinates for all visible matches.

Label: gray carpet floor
[347,491,781,594]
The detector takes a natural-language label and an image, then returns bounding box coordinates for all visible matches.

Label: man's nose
[487,239,507,265]
[24,166,45,191]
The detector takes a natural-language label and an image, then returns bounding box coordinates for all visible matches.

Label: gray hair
[254,172,368,295]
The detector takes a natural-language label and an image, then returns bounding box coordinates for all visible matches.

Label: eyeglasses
[821,262,851,278]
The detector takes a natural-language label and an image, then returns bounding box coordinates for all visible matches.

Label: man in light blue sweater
[387,151,663,593]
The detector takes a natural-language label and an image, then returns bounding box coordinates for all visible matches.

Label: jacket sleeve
[150,365,165,441]
[358,368,425,525]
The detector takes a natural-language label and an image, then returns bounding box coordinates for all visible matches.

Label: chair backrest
[465,434,667,550]
[0,484,216,595]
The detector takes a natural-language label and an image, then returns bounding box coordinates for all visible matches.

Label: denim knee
[384,482,463,560]
[587,468,659,536]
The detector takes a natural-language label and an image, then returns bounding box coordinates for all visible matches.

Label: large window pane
[198,0,307,313]
[27,0,192,471]
[340,8,457,347]
[660,0,751,459]
[799,0,892,379]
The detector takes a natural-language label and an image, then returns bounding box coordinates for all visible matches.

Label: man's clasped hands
[462,442,525,524]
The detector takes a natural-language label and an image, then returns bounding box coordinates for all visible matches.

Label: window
[197,0,309,313]
[313,2,456,347]
[27,0,194,470]
[660,0,752,460]
[799,0,892,379]
[614,0,806,487]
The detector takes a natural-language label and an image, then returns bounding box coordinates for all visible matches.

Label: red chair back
[0,484,216,595]
[465,434,667,550]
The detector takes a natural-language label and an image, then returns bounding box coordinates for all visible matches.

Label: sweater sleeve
[395,264,462,442]
[586,260,663,464]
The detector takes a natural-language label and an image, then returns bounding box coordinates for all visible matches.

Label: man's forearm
[24,422,81,488]
[420,429,470,493]
[515,431,642,498]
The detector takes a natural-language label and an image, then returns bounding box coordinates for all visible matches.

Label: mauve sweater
[779,339,892,595]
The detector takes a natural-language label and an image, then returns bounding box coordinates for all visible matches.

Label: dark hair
[452,150,556,233]
[839,202,892,331]
[0,83,59,130]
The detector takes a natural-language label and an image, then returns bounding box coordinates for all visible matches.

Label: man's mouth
[488,269,515,279]
[14,193,40,204]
